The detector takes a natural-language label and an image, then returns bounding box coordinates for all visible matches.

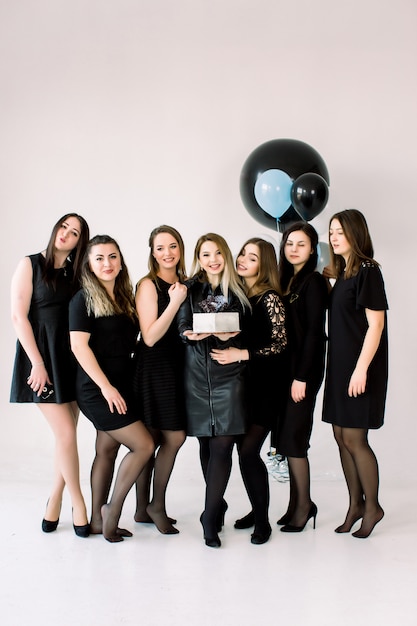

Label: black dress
[69,290,140,431]
[133,277,185,431]
[177,280,249,437]
[322,262,388,429]
[277,272,328,457]
[10,253,77,404]
[246,290,289,431]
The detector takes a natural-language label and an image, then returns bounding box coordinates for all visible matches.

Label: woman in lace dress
[229,238,289,545]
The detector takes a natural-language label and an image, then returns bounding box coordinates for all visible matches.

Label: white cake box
[193,312,240,333]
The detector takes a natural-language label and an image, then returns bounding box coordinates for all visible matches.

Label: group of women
[10,209,388,545]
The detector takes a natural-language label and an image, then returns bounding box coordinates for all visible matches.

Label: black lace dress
[246,290,289,431]
[10,253,77,404]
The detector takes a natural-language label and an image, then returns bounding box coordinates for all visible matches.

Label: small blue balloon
[254,169,293,219]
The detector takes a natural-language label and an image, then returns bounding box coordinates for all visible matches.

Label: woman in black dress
[69,235,154,542]
[177,233,250,547]
[276,223,328,533]
[10,213,90,536]
[231,238,288,544]
[322,210,388,538]
[133,225,187,535]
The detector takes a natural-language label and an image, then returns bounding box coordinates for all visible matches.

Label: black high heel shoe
[42,518,59,533]
[280,503,318,533]
[216,500,228,532]
[200,513,221,548]
[42,499,60,533]
[251,522,272,545]
[234,510,255,529]
[72,509,90,538]
[276,511,292,526]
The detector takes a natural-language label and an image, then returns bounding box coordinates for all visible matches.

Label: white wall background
[1,0,416,482]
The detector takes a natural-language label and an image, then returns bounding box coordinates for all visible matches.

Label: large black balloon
[240,139,330,232]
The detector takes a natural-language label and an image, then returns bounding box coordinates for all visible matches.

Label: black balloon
[240,138,330,232]
[291,173,329,221]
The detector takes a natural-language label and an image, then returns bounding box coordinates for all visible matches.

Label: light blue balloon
[254,169,293,219]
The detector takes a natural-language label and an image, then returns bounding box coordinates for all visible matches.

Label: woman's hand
[210,347,242,365]
[182,330,211,341]
[348,367,367,398]
[211,331,240,342]
[27,362,51,397]
[100,383,127,414]
[291,379,306,403]
[168,282,187,306]
[322,265,336,280]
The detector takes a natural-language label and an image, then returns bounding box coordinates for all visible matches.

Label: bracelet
[32,361,44,367]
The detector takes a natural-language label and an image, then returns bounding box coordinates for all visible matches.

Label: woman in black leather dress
[177,233,250,547]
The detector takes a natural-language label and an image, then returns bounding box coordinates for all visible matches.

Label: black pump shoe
[200,513,221,548]
[42,518,59,533]
[251,522,272,545]
[234,511,255,529]
[280,503,318,533]
[73,522,90,538]
[216,500,228,532]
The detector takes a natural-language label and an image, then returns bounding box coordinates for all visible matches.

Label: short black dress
[10,253,77,404]
[246,290,289,431]
[322,262,388,429]
[277,272,328,457]
[69,290,140,431]
[133,277,185,431]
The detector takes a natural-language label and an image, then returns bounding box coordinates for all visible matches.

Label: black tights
[91,422,154,542]
[90,431,120,533]
[237,424,270,528]
[333,426,384,537]
[199,435,235,537]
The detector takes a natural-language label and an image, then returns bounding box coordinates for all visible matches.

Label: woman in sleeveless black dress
[133,226,187,535]
[322,210,388,538]
[10,213,90,536]
[69,235,154,542]
[276,223,328,533]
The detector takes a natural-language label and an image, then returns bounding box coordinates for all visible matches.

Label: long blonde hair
[190,233,250,309]
[81,235,137,320]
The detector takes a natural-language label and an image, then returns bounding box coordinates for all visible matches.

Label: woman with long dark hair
[276,222,328,533]
[322,210,387,538]
[10,213,90,536]
[232,237,288,544]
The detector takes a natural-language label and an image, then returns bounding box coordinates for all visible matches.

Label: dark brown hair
[278,221,319,293]
[237,237,281,298]
[329,209,376,279]
[43,213,90,289]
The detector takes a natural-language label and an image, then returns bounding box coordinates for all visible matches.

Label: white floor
[1,436,416,626]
